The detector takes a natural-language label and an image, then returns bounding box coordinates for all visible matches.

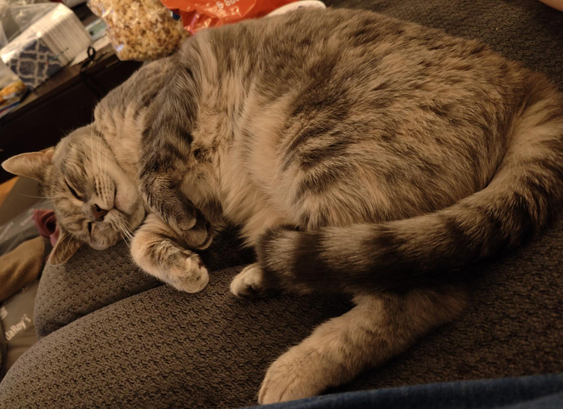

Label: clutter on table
[88,0,326,62]
[0,59,26,119]
[0,3,91,90]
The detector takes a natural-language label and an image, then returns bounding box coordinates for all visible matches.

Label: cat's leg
[130,213,209,293]
[231,212,289,297]
[139,159,213,251]
[258,285,467,404]
[138,67,214,251]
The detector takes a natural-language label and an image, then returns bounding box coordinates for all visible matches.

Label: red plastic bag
[161,0,298,34]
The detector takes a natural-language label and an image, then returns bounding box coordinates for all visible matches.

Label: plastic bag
[0,0,50,46]
[0,3,91,90]
[161,0,297,34]
[1,3,53,43]
[88,0,188,61]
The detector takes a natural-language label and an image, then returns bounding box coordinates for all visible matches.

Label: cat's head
[2,125,145,264]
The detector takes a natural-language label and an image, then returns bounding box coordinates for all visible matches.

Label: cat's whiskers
[103,144,109,196]
[16,193,55,200]
[90,127,101,200]
[122,233,131,249]
[117,228,131,249]
[115,218,133,248]
[122,221,134,240]
[89,126,96,177]
[124,224,134,240]
[96,126,102,174]
[93,128,105,201]
[110,217,131,249]
[109,216,133,242]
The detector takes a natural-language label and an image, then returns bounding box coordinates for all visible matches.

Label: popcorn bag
[87,0,188,61]
[161,0,297,34]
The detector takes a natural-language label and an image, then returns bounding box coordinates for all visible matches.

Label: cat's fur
[4,8,563,403]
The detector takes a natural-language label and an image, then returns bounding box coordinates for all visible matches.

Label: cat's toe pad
[171,253,209,293]
[230,263,269,298]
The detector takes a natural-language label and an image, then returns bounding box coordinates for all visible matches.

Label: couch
[1,0,562,407]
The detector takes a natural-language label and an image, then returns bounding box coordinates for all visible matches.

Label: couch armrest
[34,226,254,338]
[34,241,162,338]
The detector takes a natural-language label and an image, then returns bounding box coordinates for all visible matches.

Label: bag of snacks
[88,0,187,61]
[161,0,297,34]
[0,59,26,118]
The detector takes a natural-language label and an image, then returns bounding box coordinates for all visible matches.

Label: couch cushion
[34,242,162,338]
[34,226,254,338]
[0,218,562,408]
[1,266,351,408]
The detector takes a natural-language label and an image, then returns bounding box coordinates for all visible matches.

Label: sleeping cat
[3,8,563,404]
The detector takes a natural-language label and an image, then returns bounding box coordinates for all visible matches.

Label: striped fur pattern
[3,8,563,403]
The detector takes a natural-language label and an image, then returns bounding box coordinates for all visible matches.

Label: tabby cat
[4,8,563,404]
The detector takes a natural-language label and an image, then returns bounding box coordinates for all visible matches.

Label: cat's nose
[91,204,108,221]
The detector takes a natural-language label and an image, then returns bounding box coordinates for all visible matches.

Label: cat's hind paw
[230,263,273,298]
[258,347,326,404]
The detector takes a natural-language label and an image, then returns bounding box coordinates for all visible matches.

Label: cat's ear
[49,228,82,265]
[1,147,54,183]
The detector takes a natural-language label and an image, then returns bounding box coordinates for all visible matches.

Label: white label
[5,313,32,342]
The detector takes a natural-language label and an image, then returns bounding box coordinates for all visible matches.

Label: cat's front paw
[230,263,274,298]
[259,347,326,404]
[169,252,209,293]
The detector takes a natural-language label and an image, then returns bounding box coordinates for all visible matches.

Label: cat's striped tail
[256,80,563,294]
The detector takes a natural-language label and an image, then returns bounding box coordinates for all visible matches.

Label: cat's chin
[89,225,123,250]
[88,215,131,250]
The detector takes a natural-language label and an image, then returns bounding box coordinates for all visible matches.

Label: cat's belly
[218,155,289,245]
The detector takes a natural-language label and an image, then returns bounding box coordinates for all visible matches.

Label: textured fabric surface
[1,266,351,409]
[1,0,563,408]
[34,226,255,338]
[335,217,563,394]
[34,241,163,339]
[0,217,562,408]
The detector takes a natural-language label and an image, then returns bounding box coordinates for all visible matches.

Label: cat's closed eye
[65,179,84,201]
